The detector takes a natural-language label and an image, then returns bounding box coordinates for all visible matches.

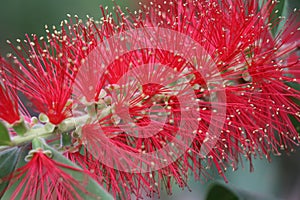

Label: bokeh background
[0,0,299,199]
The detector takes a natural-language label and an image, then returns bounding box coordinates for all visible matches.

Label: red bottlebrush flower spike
[51,0,299,198]
[141,0,300,168]
[4,35,75,125]
[0,57,21,124]
[1,0,299,199]
[71,28,216,197]
[4,149,91,200]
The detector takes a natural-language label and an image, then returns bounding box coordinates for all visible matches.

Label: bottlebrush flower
[3,148,92,200]
[70,34,211,196]
[0,0,299,199]
[141,0,300,169]
[4,34,76,125]
[55,0,300,198]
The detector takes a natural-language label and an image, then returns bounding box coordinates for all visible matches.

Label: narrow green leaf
[270,0,288,36]
[0,147,23,197]
[0,147,19,195]
[285,82,300,133]
[289,115,300,133]
[286,82,300,93]
[206,184,239,200]
[0,122,11,146]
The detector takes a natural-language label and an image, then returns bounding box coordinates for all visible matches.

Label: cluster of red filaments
[0,0,299,199]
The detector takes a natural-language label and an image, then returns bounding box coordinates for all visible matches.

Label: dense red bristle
[4,34,76,125]
[4,151,92,200]
[66,148,146,199]
[1,0,300,199]
[0,57,21,124]
[67,0,300,197]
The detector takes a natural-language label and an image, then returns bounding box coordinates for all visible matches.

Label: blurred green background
[0,0,299,199]
[0,0,136,54]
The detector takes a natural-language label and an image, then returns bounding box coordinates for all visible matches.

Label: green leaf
[205,183,278,200]
[286,82,300,93]
[206,184,239,200]
[270,0,288,37]
[0,146,28,197]
[0,121,11,146]
[285,82,300,133]
[289,115,300,133]
[0,147,19,195]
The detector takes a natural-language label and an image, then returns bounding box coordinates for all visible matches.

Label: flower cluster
[5,149,89,200]
[0,0,299,199]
